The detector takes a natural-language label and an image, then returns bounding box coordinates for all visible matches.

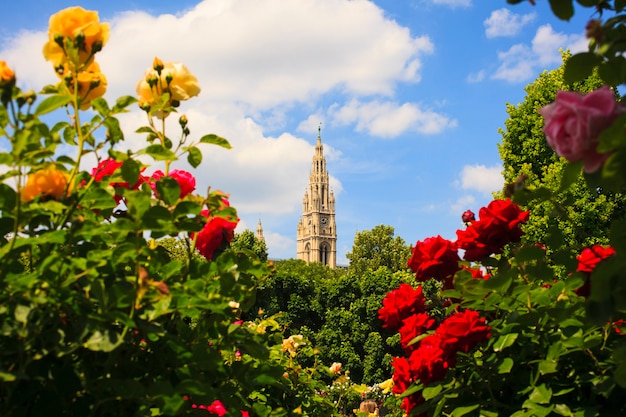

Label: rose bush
[0,6,347,417]
[382,2,626,415]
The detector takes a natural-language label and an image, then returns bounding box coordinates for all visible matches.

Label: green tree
[346,225,411,276]
[231,229,269,261]
[497,52,626,254]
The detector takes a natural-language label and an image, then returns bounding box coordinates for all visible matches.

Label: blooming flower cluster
[380,199,532,415]
[136,57,201,119]
[379,282,491,415]
[42,6,109,109]
[407,199,529,289]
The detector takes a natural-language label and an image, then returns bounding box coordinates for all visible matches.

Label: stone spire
[256,219,265,242]
[296,125,337,268]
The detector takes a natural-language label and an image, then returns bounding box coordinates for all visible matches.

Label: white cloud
[484,9,535,38]
[101,0,434,108]
[491,24,586,83]
[0,0,435,260]
[466,70,485,83]
[330,99,457,138]
[458,164,503,194]
[450,194,476,215]
[432,0,471,7]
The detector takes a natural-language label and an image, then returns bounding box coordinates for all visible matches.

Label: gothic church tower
[296,127,337,268]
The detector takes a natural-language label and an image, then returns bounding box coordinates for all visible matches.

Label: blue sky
[0,0,592,264]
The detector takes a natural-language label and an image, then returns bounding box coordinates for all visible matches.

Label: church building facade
[296,128,337,268]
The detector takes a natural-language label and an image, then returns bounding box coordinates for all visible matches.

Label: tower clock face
[320,216,328,225]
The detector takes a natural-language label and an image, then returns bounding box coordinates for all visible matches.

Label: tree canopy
[346,225,411,276]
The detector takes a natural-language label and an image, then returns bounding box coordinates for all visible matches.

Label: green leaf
[615,362,626,388]
[83,330,123,352]
[538,359,558,375]
[112,95,138,112]
[529,384,552,404]
[558,160,582,192]
[35,94,72,115]
[493,333,518,352]
[598,57,626,87]
[14,305,30,324]
[199,134,232,149]
[139,144,177,161]
[422,384,442,400]
[91,97,110,117]
[0,183,17,211]
[121,158,141,187]
[450,404,480,417]
[0,371,16,381]
[549,0,574,21]
[187,146,202,168]
[563,52,601,83]
[155,176,181,206]
[498,357,514,374]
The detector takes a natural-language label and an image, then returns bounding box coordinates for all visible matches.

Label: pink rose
[539,86,626,173]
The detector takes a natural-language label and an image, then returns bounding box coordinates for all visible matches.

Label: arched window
[319,243,329,265]
[304,243,311,263]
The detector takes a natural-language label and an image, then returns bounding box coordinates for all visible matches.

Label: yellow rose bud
[21,168,70,202]
[42,7,110,68]
[0,60,16,89]
[153,57,164,73]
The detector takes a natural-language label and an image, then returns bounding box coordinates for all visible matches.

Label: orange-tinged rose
[21,168,70,202]
[136,59,200,118]
[43,7,110,67]
[74,61,107,109]
[58,61,107,110]
[0,60,15,88]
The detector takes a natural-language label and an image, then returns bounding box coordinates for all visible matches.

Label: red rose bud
[461,210,475,223]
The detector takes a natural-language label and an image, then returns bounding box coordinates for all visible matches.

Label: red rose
[574,245,615,297]
[461,209,475,223]
[151,169,196,199]
[192,209,238,261]
[408,235,461,288]
[576,245,615,273]
[408,334,450,385]
[456,199,529,262]
[391,356,412,394]
[92,158,146,204]
[401,393,426,417]
[435,309,491,354]
[207,400,227,416]
[399,312,437,353]
[462,265,490,280]
[378,284,426,331]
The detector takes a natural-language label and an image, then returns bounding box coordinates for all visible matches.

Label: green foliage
[399,2,626,415]
[250,258,414,387]
[0,13,343,416]
[231,229,269,262]
[346,225,411,277]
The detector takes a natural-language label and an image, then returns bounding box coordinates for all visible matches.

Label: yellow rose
[136,59,200,118]
[21,168,70,202]
[0,60,15,89]
[58,61,107,110]
[43,7,110,68]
